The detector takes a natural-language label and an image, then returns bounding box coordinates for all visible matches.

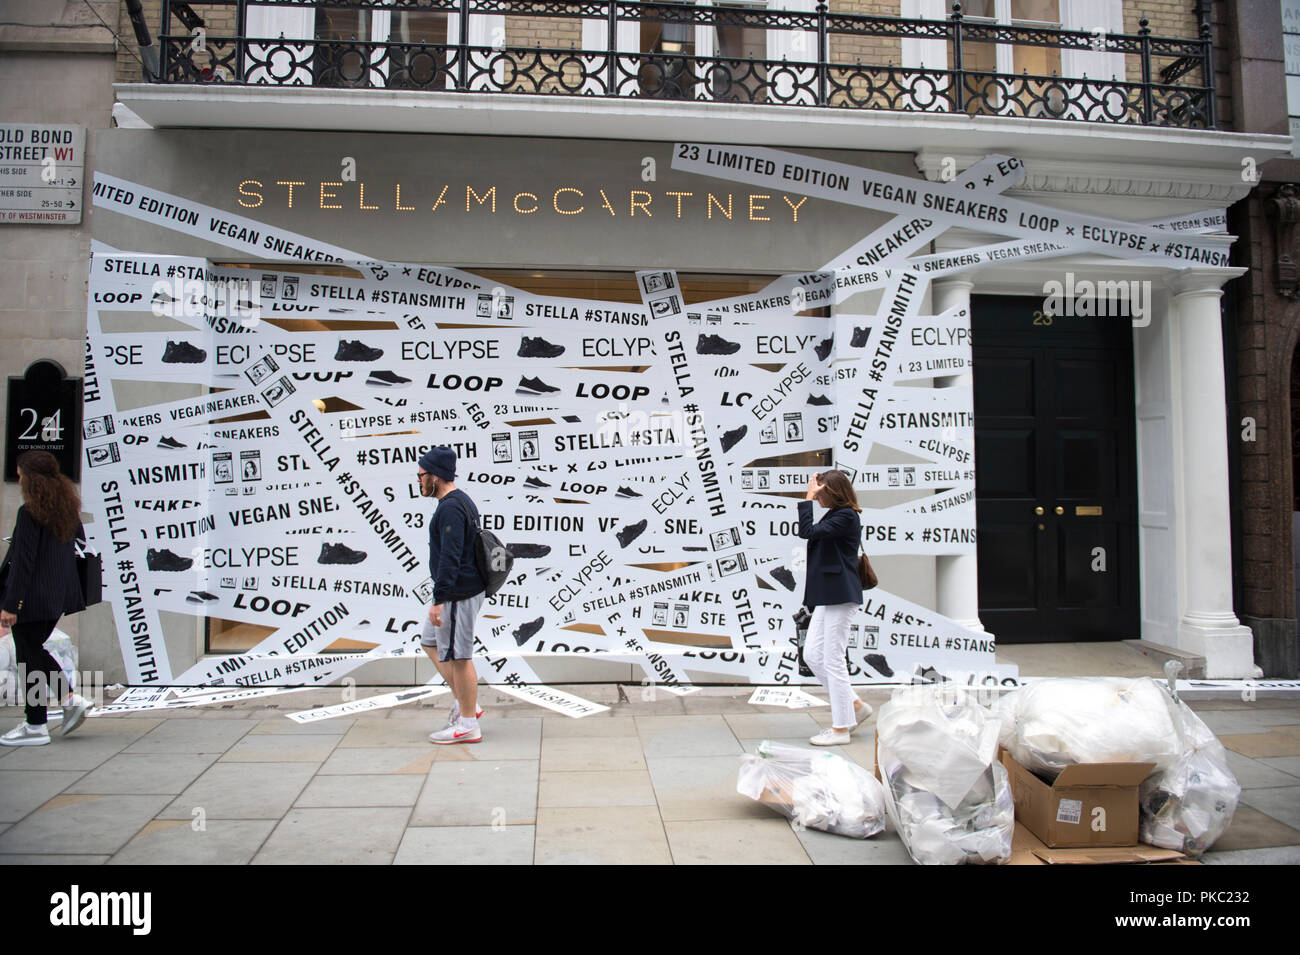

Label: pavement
[1,642,1298,865]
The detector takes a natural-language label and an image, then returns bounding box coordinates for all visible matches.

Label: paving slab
[534,806,671,865]
[246,716,357,736]
[541,717,639,739]
[1207,805,1300,851]
[0,769,86,822]
[1239,786,1300,830]
[109,819,277,865]
[0,793,172,855]
[0,733,136,771]
[66,753,220,796]
[636,714,743,757]
[411,760,539,827]
[432,718,541,761]
[1203,846,1300,865]
[318,746,435,776]
[394,825,535,865]
[337,717,436,749]
[664,818,812,864]
[0,854,109,864]
[737,737,877,772]
[217,733,340,763]
[723,712,824,739]
[1259,756,1300,779]
[252,807,410,865]
[1220,728,1300,758]
[538,770,657,809]
[295,774,424,808]
[158,762,317,820]
[647,754,774,822]
[1222,750,1300,790]
[1195,710,1282,735]
[124,718,254,755]
[795,823,915,865]
[541,736,646,772]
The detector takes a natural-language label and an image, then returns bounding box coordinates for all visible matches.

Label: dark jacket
[1,506,85,620]
[429,489,486,604]
[797,500,863,608]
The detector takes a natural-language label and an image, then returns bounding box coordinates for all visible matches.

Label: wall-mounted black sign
[5,360,82,482]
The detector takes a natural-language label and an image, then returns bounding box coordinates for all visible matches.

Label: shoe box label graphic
[653,601,668,626]
[212,451,234,484]
[83,414,114,440]
[79,139,1179,688]
[240,450,262,481]
[260,274,278,299]
[245,354,279,386]
[86,442,120,468]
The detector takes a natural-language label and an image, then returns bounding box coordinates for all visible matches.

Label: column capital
[931,275,979,294]
[1164,267,1246,298]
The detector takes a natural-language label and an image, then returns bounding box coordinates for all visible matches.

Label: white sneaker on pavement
[437,704,485,733]
[429,718,482,745]
[1,722,50,747]
[60,694,94,736]
[809,728,852,746]
[853,701,873,728]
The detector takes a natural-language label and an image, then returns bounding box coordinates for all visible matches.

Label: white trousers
[804,603,861,729]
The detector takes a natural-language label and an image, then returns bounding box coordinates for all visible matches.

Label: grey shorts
[420,592,485,662]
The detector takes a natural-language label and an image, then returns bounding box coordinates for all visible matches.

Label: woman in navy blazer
[0,451,93,747]
[797,469,870,745]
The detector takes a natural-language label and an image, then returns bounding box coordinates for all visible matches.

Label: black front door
[972,295,1139,642]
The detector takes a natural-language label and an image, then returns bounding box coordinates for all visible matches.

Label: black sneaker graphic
[162,341,206,363]
[513,617,543,646]
[356,619,371,631]
[318,542,367,564]
[186,591,219,603]
[507,543,551,559]
[152,289,177,305]
[336,340,383,361]
[807,394,832,406]
[850,326,870,348]
[697,334,741,355]
[915,664,950,683]
[523,475,551,489]
[616,519,647,548]
[366,370,411,387]
[865,653,894,678]
[157,435,187,449]
[517,375,561,396]
[683,546,707,552]
[518,336,565,358]
[720,425,747,453]
[615,486,642,499]
[770,566,796,591]
[147,548,192,572]
[815,337,834,362]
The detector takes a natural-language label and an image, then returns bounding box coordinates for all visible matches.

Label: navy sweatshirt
[428,489,486,604]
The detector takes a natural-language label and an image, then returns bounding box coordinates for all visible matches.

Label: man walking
[417,446,487,744]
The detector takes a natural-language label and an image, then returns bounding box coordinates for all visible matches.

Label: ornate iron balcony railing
[157,1,1216,129]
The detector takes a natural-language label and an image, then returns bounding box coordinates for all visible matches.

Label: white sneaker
[436,704,485,733]
[1,722,50,747]
[809,728,852,746]
[60,694,94,736]
[853,701,873,727]
[429,719,482,745]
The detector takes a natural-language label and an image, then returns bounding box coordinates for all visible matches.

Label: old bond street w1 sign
[0,124,85,225]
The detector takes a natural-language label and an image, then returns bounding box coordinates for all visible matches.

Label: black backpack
[451,495,513,599]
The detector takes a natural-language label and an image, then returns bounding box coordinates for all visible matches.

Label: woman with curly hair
[796,469,871,745]
[0,450,93,746]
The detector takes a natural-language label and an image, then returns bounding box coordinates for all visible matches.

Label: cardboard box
[1008,823,1194,865]
[1000,748,1155,848]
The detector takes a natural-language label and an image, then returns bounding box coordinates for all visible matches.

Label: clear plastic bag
[876,685,1012,865]
[1139,696,1241,857]
[996,677,1181,778]
[0,629,78,706]
[737,740,886,839]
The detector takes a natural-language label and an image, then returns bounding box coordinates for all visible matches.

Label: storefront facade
[6,0,1293,685]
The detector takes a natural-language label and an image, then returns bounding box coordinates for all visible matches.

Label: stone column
[932,276,985,632]
[1168,269,1257,677]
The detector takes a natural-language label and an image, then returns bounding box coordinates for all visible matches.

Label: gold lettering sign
[233,180,809,225]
